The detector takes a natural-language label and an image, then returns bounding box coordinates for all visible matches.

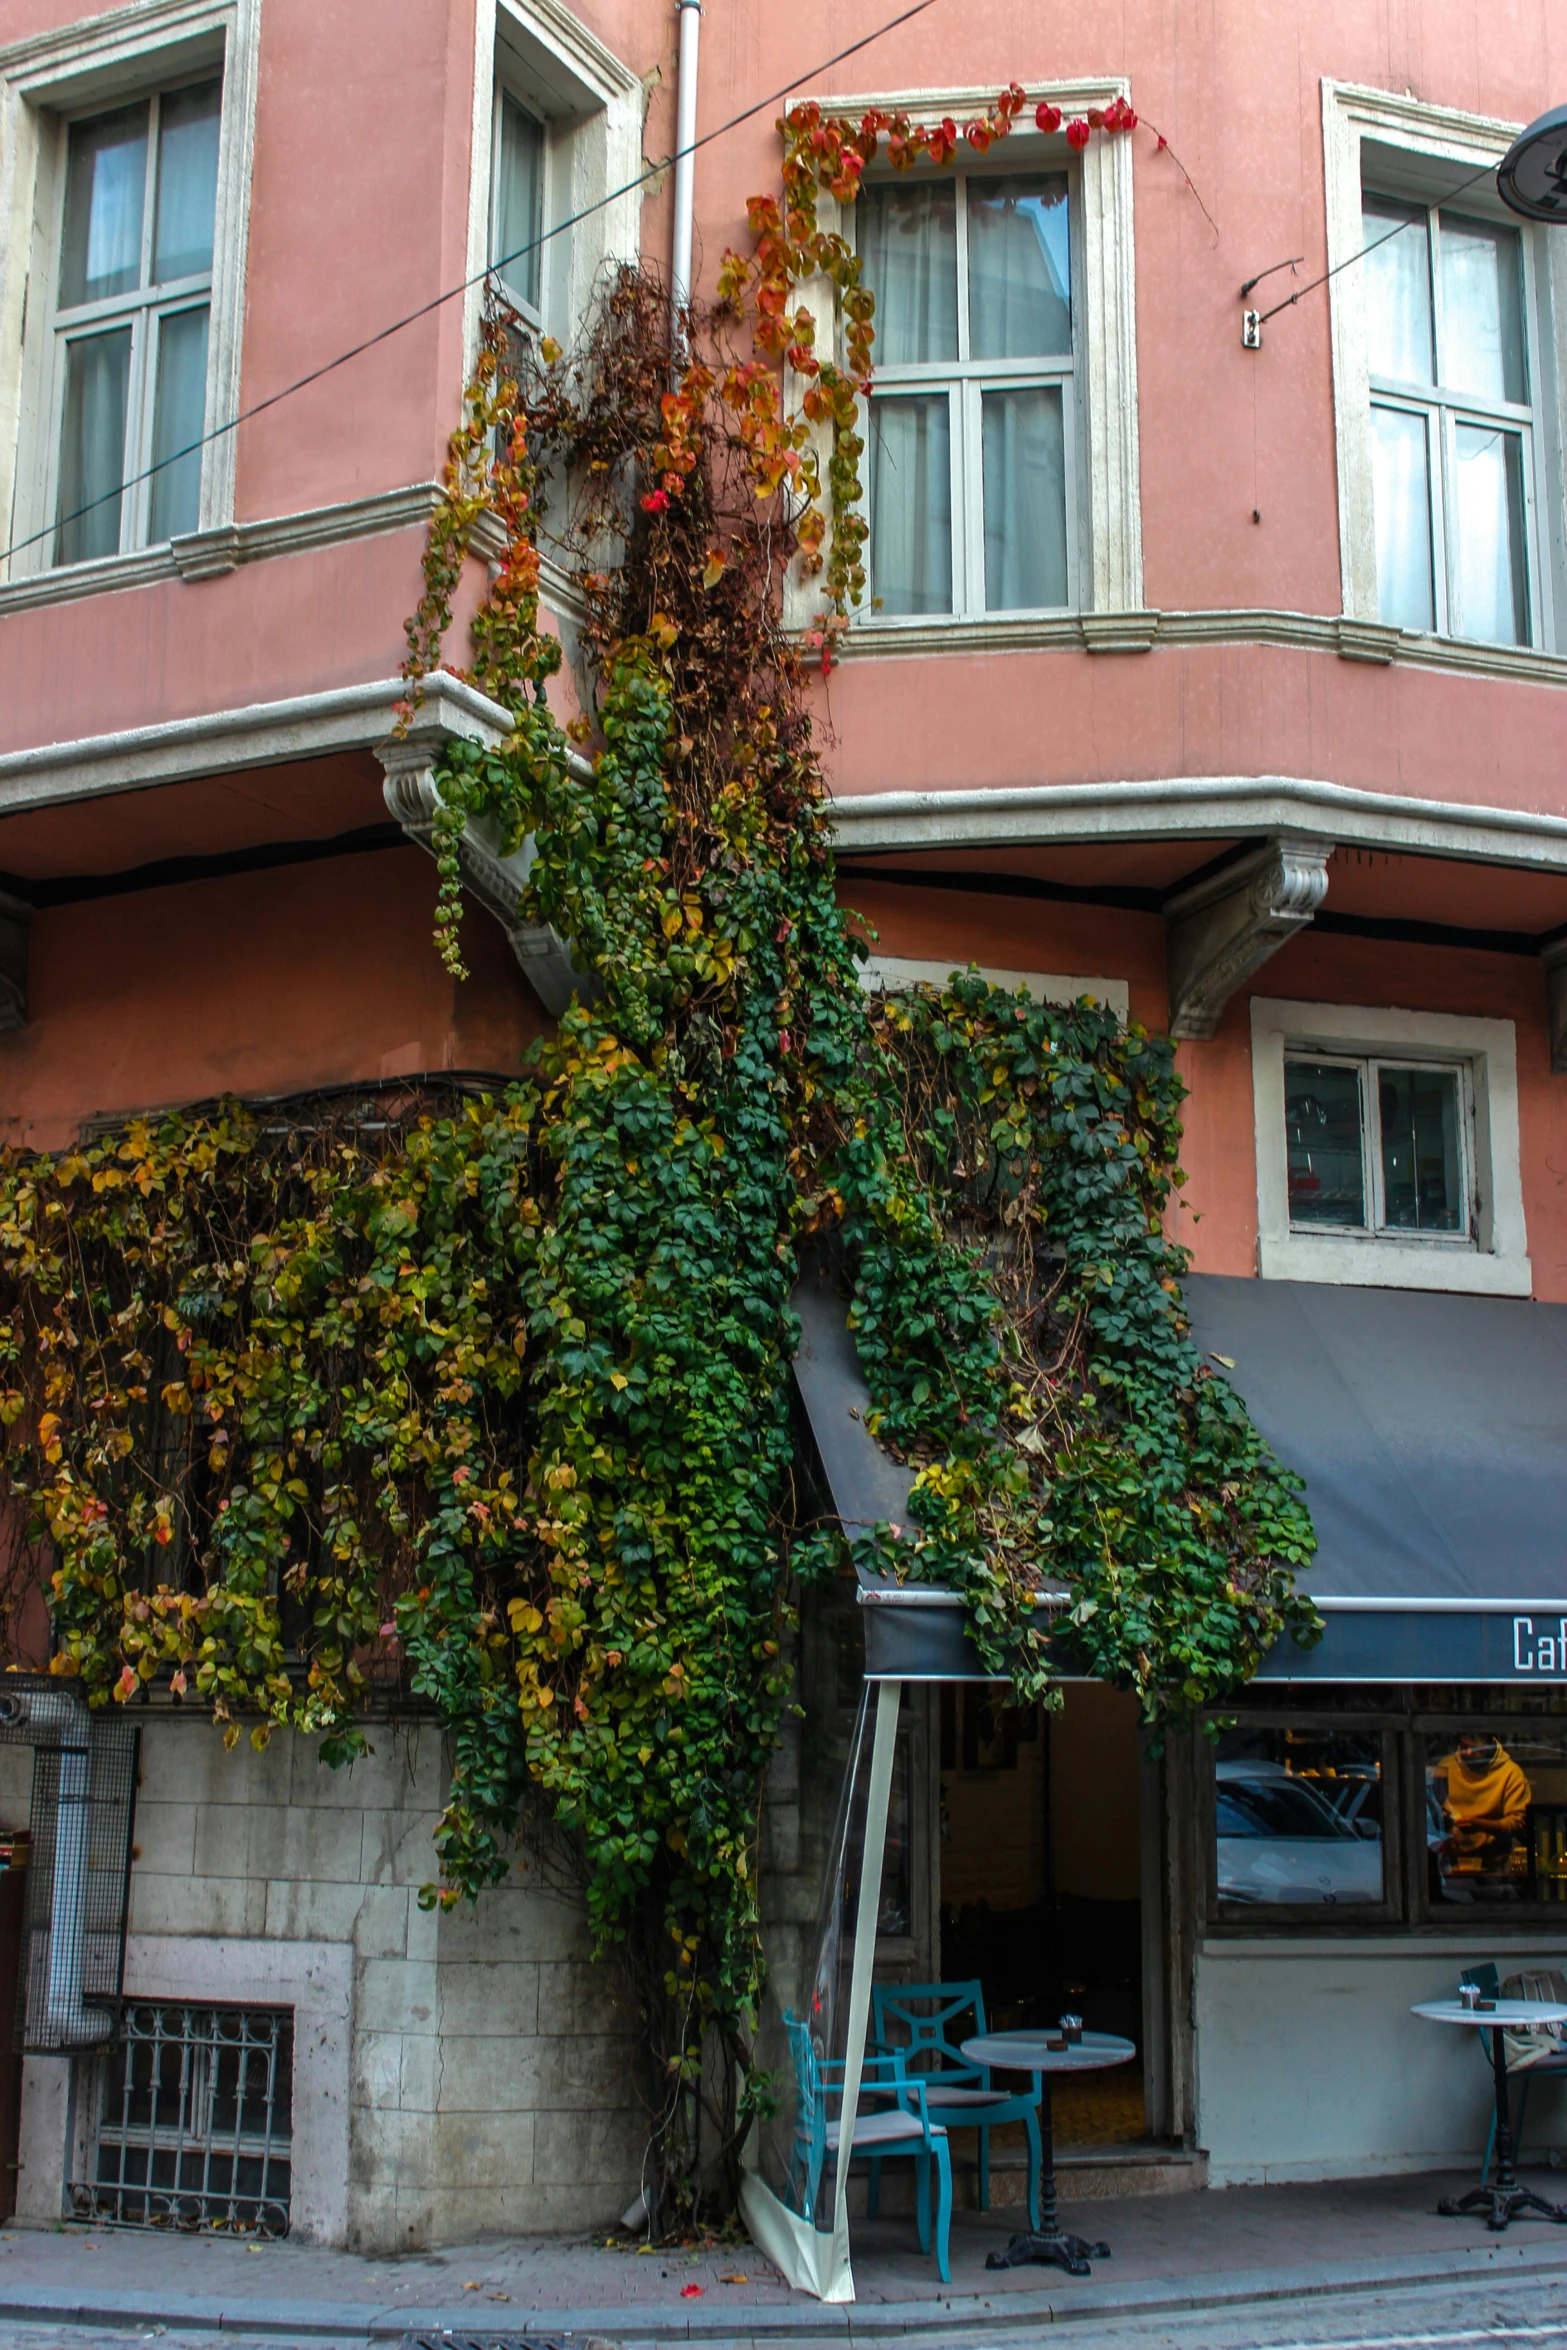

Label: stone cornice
[0,674,513,815]
[838,606,1567,687]
[828,773,1567,875]
[0,482,445,615]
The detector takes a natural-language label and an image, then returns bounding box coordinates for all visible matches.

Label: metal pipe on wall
[670,0,703,347]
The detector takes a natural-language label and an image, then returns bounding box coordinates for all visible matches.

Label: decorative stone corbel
[1542,931,1567,1075]
[375,675,593,1019]
[0,890,31,1033]
[1164,836,1331,1041]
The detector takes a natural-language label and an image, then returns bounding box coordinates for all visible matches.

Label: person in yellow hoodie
[1434,1733,1532,1882]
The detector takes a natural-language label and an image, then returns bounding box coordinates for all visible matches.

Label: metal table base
[1438,2011,1567,2234]
[983,2074,1109,2278]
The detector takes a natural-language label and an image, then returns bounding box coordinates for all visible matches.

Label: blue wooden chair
[870,1980,1043,2229]
[784,2012,953,2281]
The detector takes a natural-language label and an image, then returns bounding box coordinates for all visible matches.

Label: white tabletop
[1411,1999,1567,2028]
[961,2029,1136,2074]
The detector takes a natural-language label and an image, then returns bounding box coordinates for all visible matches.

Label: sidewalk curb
[4,2239,1567,2343]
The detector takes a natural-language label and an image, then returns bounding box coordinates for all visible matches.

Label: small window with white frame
[1250,997,1531,1297]
[1362,189,1539,646]
[46,74,221,565]
[1284,1052,1471,1240]
[858,168,1076,620]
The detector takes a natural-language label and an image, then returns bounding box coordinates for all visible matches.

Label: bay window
[1364,192,1538,645]
[491,83,546,325]
[49,78,221,566]
[859,170,1076,621]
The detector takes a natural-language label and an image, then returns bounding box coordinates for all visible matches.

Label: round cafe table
[1412,1998,1567,2231]
[960,2028,1136,2276]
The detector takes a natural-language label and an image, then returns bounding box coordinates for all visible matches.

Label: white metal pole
[831,1677,901,2253]
[670,0,703,351]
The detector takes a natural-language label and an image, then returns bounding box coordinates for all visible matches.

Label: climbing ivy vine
[0,93,1316,2227]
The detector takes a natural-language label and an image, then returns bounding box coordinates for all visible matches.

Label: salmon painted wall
[846,877,1567,1305]
[0,848,547,1152]
[5,0,1567,802]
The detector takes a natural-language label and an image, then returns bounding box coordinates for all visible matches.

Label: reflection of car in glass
[1216,1760,1383,1905]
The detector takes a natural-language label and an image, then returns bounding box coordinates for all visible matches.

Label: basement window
[71,2001,292,2234]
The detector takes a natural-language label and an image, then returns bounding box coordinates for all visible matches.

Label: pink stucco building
[3,0,1567,2258]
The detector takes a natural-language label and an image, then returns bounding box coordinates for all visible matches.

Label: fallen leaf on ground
[720,2273,749,2284]
[680,2283,704,2298]
[462,2281,481,2291]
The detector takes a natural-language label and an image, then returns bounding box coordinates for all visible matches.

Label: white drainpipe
[670,0,703,350]
[0,1687,112,2048]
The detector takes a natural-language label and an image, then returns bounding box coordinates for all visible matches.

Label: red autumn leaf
[641,489,670,514]
[1035,101,1063,133]
[1065,117,1091,150]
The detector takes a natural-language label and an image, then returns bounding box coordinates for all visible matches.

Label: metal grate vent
[399,2338,586,2350]
[71,2000,292,2233]
[0,1681,138,2053]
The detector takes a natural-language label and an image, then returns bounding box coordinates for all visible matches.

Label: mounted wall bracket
[375,675,594,1019]
[0,889,31,1033]
[1164,836,1331,1041]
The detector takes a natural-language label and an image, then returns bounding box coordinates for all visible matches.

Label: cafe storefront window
[1424,1723,1567,1907]
[1207,1722,1401,1925]
[1202,1693,1567,1932]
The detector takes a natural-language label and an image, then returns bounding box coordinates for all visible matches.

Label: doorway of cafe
[940,1681,1150,2146]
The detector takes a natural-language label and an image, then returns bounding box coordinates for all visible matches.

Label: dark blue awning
[1183,1274,1567,1686]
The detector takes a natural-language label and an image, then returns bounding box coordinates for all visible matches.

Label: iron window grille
[71,2000,292,2233]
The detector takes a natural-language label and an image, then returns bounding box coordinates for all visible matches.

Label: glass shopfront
[1204,1690,1567,1931]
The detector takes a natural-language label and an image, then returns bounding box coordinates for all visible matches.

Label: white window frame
[1364,196,1543,648]
[463,0,642,369]
[1323,80,1567,660]
[858,166,1079,625]
[1281,1046,1475,1243]
[0,0,259,589]
[490,80,549,330]
[42,76,223,565]
[1251,996,1531,1297]
[781,79,1143,644]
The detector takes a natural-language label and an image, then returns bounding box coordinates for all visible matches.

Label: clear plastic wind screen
[753,1688,881,2232]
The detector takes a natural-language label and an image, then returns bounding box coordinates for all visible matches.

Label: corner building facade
[2,0,1567,2246]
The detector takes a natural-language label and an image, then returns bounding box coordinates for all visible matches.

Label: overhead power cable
[3,0,941,570]
[1253,159,1498,326]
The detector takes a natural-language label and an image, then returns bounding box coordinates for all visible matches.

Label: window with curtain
[50,78,222,567]
[1362,189,1538,647]
[491,85,547,323]
[858,171,1074,621]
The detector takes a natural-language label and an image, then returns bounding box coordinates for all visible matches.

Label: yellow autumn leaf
[609,1372,629,1391]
